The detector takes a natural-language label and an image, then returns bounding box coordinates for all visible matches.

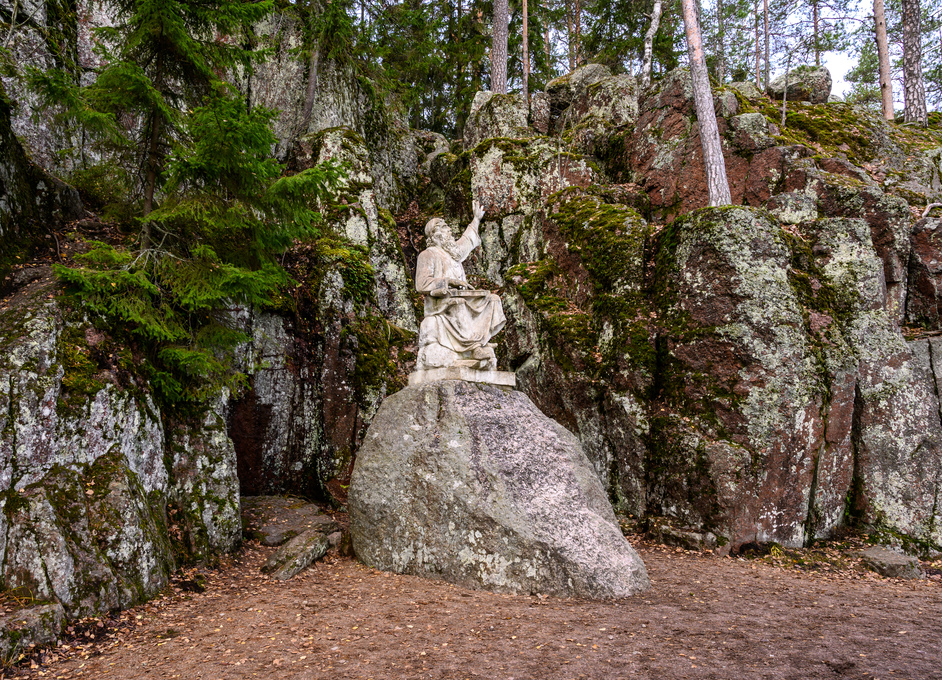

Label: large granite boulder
[545,63,612,123]
[349,380,650,599]
[767,66,832,104]
[463,92,532,149]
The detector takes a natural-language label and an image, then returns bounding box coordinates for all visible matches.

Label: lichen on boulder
[349,380,650,598]
[0,280,242,622]
[767,66,832,104]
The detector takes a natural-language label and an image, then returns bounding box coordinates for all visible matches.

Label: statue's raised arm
[414,202,506,372]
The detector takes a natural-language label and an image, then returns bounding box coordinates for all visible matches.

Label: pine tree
[493,0,509,92]
[902,0,929,125]
[680,0,731,206]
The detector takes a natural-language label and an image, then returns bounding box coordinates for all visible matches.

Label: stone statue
[414,201,507,372]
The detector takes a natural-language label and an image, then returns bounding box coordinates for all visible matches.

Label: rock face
[767,66,832,104]
[0,275,241,620]
[226,125,418,500]
[653,208,942,547]
[349,380,650,599]
[244,14,418,212]
[0,82,82,260]
[415,67,942,552]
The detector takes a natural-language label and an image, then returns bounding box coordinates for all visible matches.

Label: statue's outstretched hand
[472,200,485,222]
[448,278,473,290]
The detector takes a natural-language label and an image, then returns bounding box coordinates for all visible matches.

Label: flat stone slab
[858,546,925,579]
[408,368,516,387]
[241,496,339,547]
[261,530,331,581]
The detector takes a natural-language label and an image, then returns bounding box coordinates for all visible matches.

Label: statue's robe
[415,226,506,353]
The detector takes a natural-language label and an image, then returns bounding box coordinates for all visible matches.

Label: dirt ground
[7,534,941,680]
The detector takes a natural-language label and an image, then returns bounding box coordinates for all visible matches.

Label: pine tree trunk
[574,0,581,66]
[755,0,761,87]
[566,0,575,70]
[901,0,928,126]
[522,0,529,104]
[763,0,770,89]
[717,0,726,83]
[641,0,663,89]
[492,0,508,93]
[681,0,732,206]
[813,0,820,65]
[874,0,894,120]
[300,48,320,133]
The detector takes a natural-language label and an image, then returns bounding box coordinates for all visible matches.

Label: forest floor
[6,524,942,680]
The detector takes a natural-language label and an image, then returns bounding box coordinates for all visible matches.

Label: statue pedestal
[349,380,650,599]
[408,367,516,387]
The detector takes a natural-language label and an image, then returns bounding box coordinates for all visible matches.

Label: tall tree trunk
[813,0,820,65]
[641,0,663,89]
[901,0,928,125]
[522,0,529,104]
[300,48,320,133]
[874,0,894,120]
[142,50,164,244]
[755,0,761,86]
[492,0,508,93]
[681,0,731,206]
[717,0,726,83]
[141,110,161,249]
[566,0,575,70]
[763,0,770,89]
[574,0,581,66]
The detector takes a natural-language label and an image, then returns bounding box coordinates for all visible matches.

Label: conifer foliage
[32,0,345,408]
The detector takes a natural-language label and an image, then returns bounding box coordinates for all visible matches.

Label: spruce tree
[29,0,274,243]
[54,88,342,406]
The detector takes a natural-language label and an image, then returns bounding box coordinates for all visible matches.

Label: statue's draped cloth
[415,227,506,352]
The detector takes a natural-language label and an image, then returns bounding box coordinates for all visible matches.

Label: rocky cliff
[3,18,942,646]
[438,65,942,553]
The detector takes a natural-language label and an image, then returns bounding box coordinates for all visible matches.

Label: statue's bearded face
[428,220,461,260]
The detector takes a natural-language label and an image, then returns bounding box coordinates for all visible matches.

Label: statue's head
[424,217,451,245]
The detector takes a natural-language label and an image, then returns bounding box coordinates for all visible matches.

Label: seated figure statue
[415,200,506,371]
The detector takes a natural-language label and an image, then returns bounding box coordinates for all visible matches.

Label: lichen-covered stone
[288,127,417,330]
[545,63,612,127]
[810,173,911,324]
[529,92,550,134]
[167,400,242,560]
[0,603,65,665]
[765,191,818,224]
[0,280,242,623]
[906,216,942,328]
[470,138,601,221]
[648,208,942,550]
[463,92,531,149]
[0,82,82,259]
[729,112,775,151]
[245,14,419,212]
[261,530,330,580]
[567,74,639,130]
[768,66,832,104]
[654,207,827,547]
[728,81,764,100]
[349,380,650,598]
